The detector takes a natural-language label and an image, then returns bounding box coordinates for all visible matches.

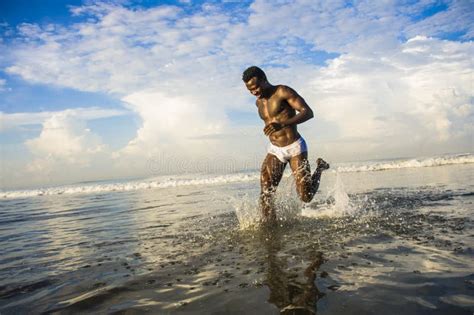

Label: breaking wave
[1,153,472,199]
[1,173,260,199]
[335,153,474,173]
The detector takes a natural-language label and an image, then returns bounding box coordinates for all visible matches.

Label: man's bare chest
[258,98,290,120]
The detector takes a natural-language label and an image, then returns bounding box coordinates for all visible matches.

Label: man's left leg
[289,152,329,203]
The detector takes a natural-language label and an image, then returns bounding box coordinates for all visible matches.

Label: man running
[242,66,329,222]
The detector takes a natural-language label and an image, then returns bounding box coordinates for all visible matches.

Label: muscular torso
[257,85,300,147]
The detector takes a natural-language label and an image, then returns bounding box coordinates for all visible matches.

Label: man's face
[245,77,264,99]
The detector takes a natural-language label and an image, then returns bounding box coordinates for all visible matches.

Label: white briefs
[267,137,308,163]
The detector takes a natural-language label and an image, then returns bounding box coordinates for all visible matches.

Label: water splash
[332,172,353,215]
[233,195,261,230]
[274,193,302,223]
[231,177,303,230]
[232,194,302,230]
[302,172,354,218]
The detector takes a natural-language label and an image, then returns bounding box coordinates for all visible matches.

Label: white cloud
[10,109,121,188]
[119,90,227,158]
[1,107,130,188]
[112,89,268,176]
[25,110,106,168]
[0,107,128,131]
[6,3,236,94]
[305,36,473,157]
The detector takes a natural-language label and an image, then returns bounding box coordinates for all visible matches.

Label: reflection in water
[260,225,324,314]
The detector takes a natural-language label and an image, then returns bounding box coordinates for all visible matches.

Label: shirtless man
[242,66,329,222]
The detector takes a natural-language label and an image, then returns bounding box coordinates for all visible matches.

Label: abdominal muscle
[269,125,300,147]
[262,101,300,147]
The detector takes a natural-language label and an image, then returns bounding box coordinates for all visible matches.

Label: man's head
[242,66,269,99]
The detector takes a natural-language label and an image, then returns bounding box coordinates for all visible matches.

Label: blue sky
[0,0,473,189]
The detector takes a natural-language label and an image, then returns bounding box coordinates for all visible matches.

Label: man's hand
[264,122,284,136]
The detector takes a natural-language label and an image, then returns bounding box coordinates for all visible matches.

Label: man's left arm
[263,86,314,136]
[279,85,314,127]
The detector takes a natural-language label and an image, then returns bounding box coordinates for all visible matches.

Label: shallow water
[0,162,473,314]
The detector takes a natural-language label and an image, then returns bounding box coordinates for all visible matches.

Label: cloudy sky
[0,0,473,189]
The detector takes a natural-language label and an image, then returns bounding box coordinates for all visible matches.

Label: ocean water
[0,154,473,314]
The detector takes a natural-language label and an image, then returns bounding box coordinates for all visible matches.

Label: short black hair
[242,66,267,82]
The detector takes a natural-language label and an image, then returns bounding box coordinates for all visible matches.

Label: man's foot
[316,158,330,171]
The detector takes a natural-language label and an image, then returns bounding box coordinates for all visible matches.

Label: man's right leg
[260,154,287,222]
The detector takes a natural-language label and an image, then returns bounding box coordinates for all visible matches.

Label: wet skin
[245,76,329,222]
